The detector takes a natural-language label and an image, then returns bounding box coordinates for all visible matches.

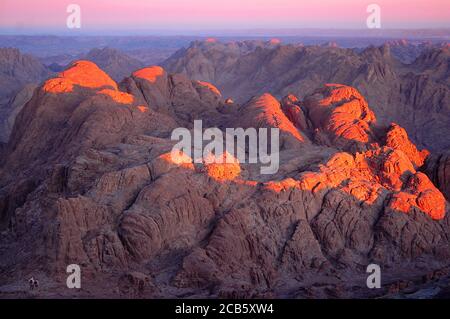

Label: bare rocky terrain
[0,59,449,298]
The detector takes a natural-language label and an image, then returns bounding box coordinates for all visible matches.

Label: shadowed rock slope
[0,48,52,143]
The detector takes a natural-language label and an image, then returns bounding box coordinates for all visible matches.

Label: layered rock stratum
[0,61,449,298]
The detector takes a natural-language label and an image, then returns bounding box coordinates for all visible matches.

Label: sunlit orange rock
[162,150,193,166]
[196,80,222,96]
[137,105,149,113]
[60,60,117,90]
[296,142,445,220]
[42,60,118,93]
[150,151,195,179]
[298,152,355,192]
[298,171,326,193]
[354,148,419,192]
[98,88,134,104]
[304,84,376,149]
[42,78,74,93]
[132,66,165,83]
[201,151,241,182]
[281,84,447,220]
[264,178,299,193]
[341,180,383,204]
[389,172,446,220]
[385,123,429,167]
[389,191,416,214]
[238,93,305,143]
[269,38,281,45]
[379,149,416,190]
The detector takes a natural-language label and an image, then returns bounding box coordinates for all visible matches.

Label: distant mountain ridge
[0,48,50,105]
[84,47,144,82]
[40,47,146,82]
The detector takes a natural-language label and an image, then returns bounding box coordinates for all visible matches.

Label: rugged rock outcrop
[302,84,377,151]
[121,66,223,125]
[0,62,448,299]
[232,93,307,147]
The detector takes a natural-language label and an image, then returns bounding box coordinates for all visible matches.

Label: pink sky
[0,0,449,32]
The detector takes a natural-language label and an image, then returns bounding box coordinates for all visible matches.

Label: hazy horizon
[0,28,449,38]
[1,0,449,35]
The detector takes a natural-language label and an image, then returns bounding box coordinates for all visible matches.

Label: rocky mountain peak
[43,60,117,93]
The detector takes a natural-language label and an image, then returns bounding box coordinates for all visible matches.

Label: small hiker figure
[28,277,35,290]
